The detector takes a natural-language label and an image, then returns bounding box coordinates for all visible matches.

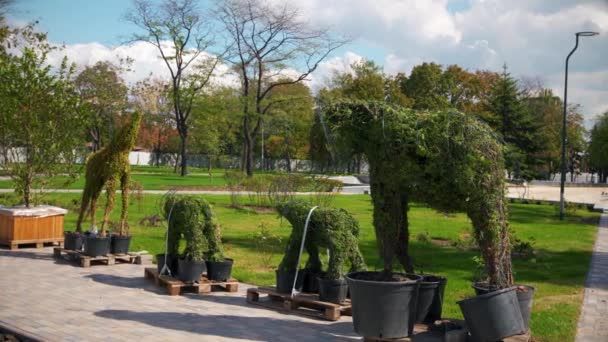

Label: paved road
[0,248,358,342]
[576,212,608,342]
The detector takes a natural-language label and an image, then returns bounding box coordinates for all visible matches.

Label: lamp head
[576,31,599,37]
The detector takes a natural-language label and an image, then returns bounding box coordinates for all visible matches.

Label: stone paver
[576,212,608,342]
[0,248,359,341]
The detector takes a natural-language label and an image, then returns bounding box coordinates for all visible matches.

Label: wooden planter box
[0,205,67,250]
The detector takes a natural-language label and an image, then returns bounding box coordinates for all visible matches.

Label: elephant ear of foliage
[324,100,512,288]
[162,195,225,262]
[277,200,366,280]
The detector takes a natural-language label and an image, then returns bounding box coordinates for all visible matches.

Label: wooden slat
[144,267,239,295]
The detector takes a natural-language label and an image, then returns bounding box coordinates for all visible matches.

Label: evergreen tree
[588,112,608,183]
[488,64,540,179]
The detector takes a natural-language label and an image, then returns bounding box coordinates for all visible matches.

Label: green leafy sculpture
[277,200,366,280]
[325,101,513,288]
[162,195,225,261]
[75,112,142,237]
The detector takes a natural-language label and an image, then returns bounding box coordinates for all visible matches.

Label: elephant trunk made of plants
[277,200,366,280]
[324,101,513,289]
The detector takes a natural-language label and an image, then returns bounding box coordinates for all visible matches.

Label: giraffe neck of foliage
[324,100,513,288]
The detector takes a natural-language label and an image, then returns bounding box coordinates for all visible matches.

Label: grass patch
[34,193,598,342]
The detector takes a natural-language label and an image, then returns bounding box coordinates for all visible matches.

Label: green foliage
[415,231,431,244]
[277,200,366,280]
[76,112,142,236]
[162,195,225,262]
[400,62,450,110]
[324,100,513,288]
[588,111,608,182]
[0,35,87,207]
[224,170,245,206]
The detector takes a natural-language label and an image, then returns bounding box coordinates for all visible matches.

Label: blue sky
[7,0,608,126]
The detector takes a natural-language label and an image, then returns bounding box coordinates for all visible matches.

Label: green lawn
[25,193,599,342]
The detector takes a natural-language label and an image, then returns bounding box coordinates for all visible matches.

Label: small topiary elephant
[277,200,366,280]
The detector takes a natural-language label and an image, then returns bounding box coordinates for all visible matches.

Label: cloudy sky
[8,0,608,127]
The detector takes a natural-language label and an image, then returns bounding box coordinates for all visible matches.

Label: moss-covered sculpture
[76,111,142,237]
[162,195,225,261]
[277,200,366,280]
[325,101,513,288]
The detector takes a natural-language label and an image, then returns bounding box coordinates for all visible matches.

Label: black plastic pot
[318,278,348,304]
[346,271,422,339]
[83,235,111,257]
[458,287,525,342]
[156,254,179,276]
[110,235,131,254]
[206,258,234,281]
[427,276,448,323]
[472,281,499,296]
[302,270,325,293]
[415,275,446,323]
[64,231,83,251]
[516,285,536,331]
[275,269,303,294]
[177,257,206,283]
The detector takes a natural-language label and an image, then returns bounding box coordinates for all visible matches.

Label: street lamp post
[560,31,599,220]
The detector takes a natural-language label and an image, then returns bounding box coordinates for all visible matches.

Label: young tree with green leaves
[75,61,129,151]
[0,35,86,207]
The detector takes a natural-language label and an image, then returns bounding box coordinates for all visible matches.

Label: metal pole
[560,35,580,220]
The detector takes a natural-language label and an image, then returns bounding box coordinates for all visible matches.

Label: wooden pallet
[53,247,144,267]
[6,239,63,250]
[246,287,352,321]
[144,267,239,296]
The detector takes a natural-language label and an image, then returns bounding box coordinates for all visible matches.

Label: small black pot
[275,269,303,294]
[415,275,446,323]
[64,231,83,251]
[83,235,111,257]
[516,285,536,331]
[458,287,525,342]
[302,270,325,293]
[177,257,206,283]
[110,235,131,254]
[156,254,179,276]
[318,277,348,304]
[346,271,422,339]
[206,258,234,281]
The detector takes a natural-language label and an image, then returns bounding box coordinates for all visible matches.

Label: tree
[75,61,129,151]
[565,105,586,182]
[263,82,314,172]
[126,0,220,176]
[217,0,346,176]
[588,111,608,183]
[488,65,540,179]
[400,62,450,110]
[131,78,177,167]
[0,37,86,207]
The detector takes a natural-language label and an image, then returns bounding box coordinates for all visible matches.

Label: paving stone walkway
[0,248,359,341]
[576,212,608,342]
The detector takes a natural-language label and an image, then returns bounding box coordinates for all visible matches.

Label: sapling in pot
[200,199,234,282]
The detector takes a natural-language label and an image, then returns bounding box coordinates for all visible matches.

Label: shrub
[415,231,431,244]
[252,222,282,268]
[242,175,271,207]
[224,170,245,207]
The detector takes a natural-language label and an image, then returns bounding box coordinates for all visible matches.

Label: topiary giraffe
[76,112,142,237]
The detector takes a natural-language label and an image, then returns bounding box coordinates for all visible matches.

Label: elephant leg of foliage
[75,188,91,233]
[200,200,225,261]
[119,172,129,235]
[326,237,346,280]
[348,239,367,273]
[279,229,304,272]
[370,169,413,273]
[100,178,116,237]
[304,239,323,273]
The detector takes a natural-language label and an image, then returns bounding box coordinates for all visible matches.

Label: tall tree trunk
[179,125,188,176]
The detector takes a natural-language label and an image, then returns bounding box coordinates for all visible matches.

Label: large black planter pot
[110,235,131,254]
[472,281,499,296]
[64,231,83,251]
[206,258,234,281]
[177,257,206,283]
[458,287,525,342]
[156,254,179,276]
[83,235,111,257]
[346,272,422,339]
[302,270,325,293]
[318,278,348,304]
[275,269,303,294]
[427,276,447,323]
[516,285,536,331]
[415,275,446,323]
